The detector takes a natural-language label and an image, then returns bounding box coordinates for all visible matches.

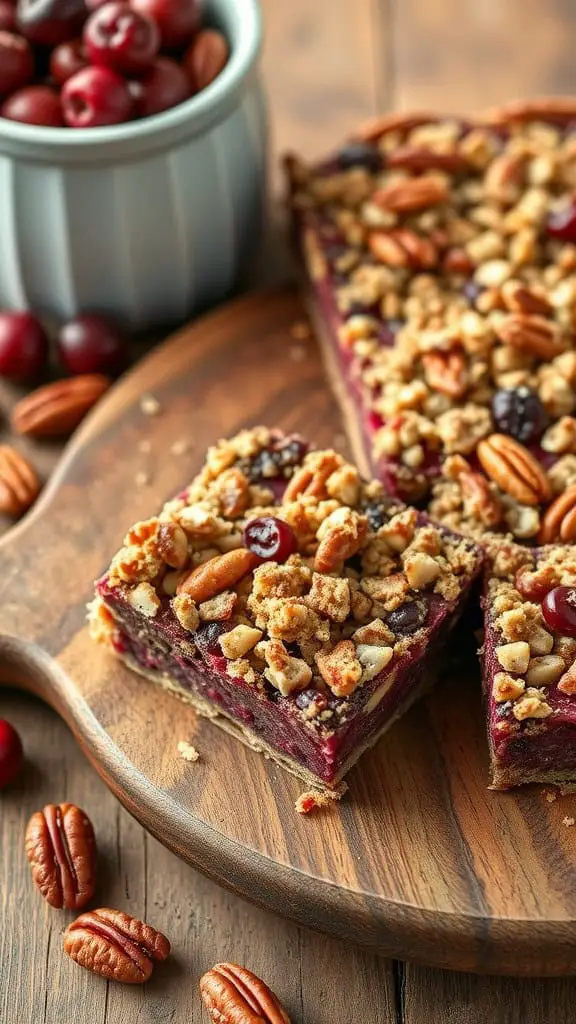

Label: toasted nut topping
[526,655,565,688]
[157,522,189,568]
[495,641,531,674]
[538,486,576,543]
[492,672,525,702]
[477,434,552,506]
[496,313,566,359]
[422,351,468,399]
[178,549,259,603]
[373,175,448,213]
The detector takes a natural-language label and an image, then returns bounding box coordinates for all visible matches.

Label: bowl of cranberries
[0,0,267,328]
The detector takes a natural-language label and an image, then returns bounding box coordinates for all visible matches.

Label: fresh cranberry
[386,601,428,636]
[0,2,16,30]
[0,719,23,789]
[243,516,297,562]
[130,0,199,48]
[129,56,189,117]
[0,30,33,95]
[62,65,133,127]
[1,84,64,125]
[547,200,576,243]
[16,0,86,45]
[84,1,159,74]
[542,586,576,637]
[0,311,49,379]
[57,313,127,374]
[49,37,86,83]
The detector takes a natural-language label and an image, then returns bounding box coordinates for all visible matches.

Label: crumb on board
[140,393,162,417]
[170,439,191,456]
[135,471,150,487]
[290,345,307,362]
[560,784,576,796]
[295,783,347,815]
[290,320,311,341]
[177,741,200,762]
[138,439,152,454]
[563,816,575,828]
[545,791,558,803]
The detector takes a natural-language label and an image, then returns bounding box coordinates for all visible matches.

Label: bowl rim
[0,0,262,149]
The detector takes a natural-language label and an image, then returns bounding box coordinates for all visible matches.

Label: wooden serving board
[1,288,575,978]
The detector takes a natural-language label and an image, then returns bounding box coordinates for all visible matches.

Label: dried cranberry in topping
[363,501,389,532]
[0,719,23,789]
[491,386,548,445]
[295,689,328,713]
[463,280,483,305]
[546,200,576,243]
[194,621,227,657]
[386,601,428,636]
[336,140,382,173]
[244,516,297,562]
[242,436,308,482]
[542,586,576,638]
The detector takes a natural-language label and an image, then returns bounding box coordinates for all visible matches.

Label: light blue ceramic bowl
[0,0,267,328]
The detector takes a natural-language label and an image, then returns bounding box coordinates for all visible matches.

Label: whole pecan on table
[11,374,111,438]
[0,444,41,516]
[25,802,97,910]
[64,908,171,983]
[200,963,291,1024]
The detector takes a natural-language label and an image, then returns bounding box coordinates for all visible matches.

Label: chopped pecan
[353,109,437,143]
[386,145,470,174]
[177,549,259,602]
[501,281,552,317]
[200,963,291,1024]
[369,228,437,269]
[538,485,576,543]
[460,471,503,527]
[484,152,526,200]
[422,351,468,399]
[157,521,189,568]
[496,313,566,359]
[214,467,250,518]
[373,175,448,214]
[314,508,368,572]
[477,434,552,506]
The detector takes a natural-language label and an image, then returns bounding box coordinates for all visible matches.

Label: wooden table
[2,1,576,1020]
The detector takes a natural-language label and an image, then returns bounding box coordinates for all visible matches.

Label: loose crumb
[544,791,558,803]
[290,320,311,341]
[170,439,191,456]
[177,741,200,762]
[135,471,150,487]
[290,345,307,362]
[140,393,161,417]
[295,783,347,815]
[563,816,575,827]
[138,439,152,454]
[560,784,576,796]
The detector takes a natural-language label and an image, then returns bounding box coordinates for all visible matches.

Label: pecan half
[496,313,566,359]
[501,281,552,317]
[538,486,576,543]
[157,521,189,568]
[369,228,437,270]
[373,175,448,213]
[0,445,41,516]
[64,908,170,984]
[25,803,96,910]
[484,153,526,201]
[442,247,475,275]
[314,510,368,573]
[387,145,470,174]
[484,97,576,125]
[422,351,468,398]
[460,471,503,527]
[177,548,259,602]
[185,28,228,91]
[214,466,250,517]
[12,375,111,437]
[200,963,290,1024]
[477,434,552,506]
[282,456,340,503]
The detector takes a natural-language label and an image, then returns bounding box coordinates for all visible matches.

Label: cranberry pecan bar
[484,541,576,788]
[286,97,576,544]
[90,427,483,790]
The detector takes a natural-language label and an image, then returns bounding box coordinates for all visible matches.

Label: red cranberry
[542,586,576,637]
[57,313,127,374]
[62,65,133,127]
[0,2,16,30]
[1,84,64,125]
[49,37,86,83]
[130,0,199,48]
[0,30,33,96]
[0,311,49,379]
[129,56,189,117]
[547,200,576,243]
[16,0,86,46]
[0,719,23,789]
[243,516,297,562]
[84,1,159,75]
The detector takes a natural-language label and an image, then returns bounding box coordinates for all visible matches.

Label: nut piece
[353,109,437,142]
[64,908,170,984]
[495,641,531,674]
[0,444,41,516]
[386,145,470,174]
[314,507,367,573]
[538,486,576,543]
[177,549,259,603]
[25,803,96,910]
[460,471,503,527]
[185,28,229,91]
[496,313,565,359]
[477,434,552,506]
[157,521,189,568]
[12,375,111,437]
[200,962,290,1024]
[373,175,448,213]
[422,351,468,399]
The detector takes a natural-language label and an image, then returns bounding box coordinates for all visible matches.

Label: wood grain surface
[3,0,576,1020]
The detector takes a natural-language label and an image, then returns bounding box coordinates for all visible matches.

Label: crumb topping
[98,427,482,714]
[288,102,576,541]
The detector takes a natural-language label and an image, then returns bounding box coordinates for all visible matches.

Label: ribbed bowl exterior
[0,0,267,329]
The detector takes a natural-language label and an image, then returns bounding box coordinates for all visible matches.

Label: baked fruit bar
[286,97,576,544]
[484,542,576,788]
[90,427,483,790]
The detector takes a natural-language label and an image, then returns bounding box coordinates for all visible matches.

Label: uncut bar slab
[90,427,483,791]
